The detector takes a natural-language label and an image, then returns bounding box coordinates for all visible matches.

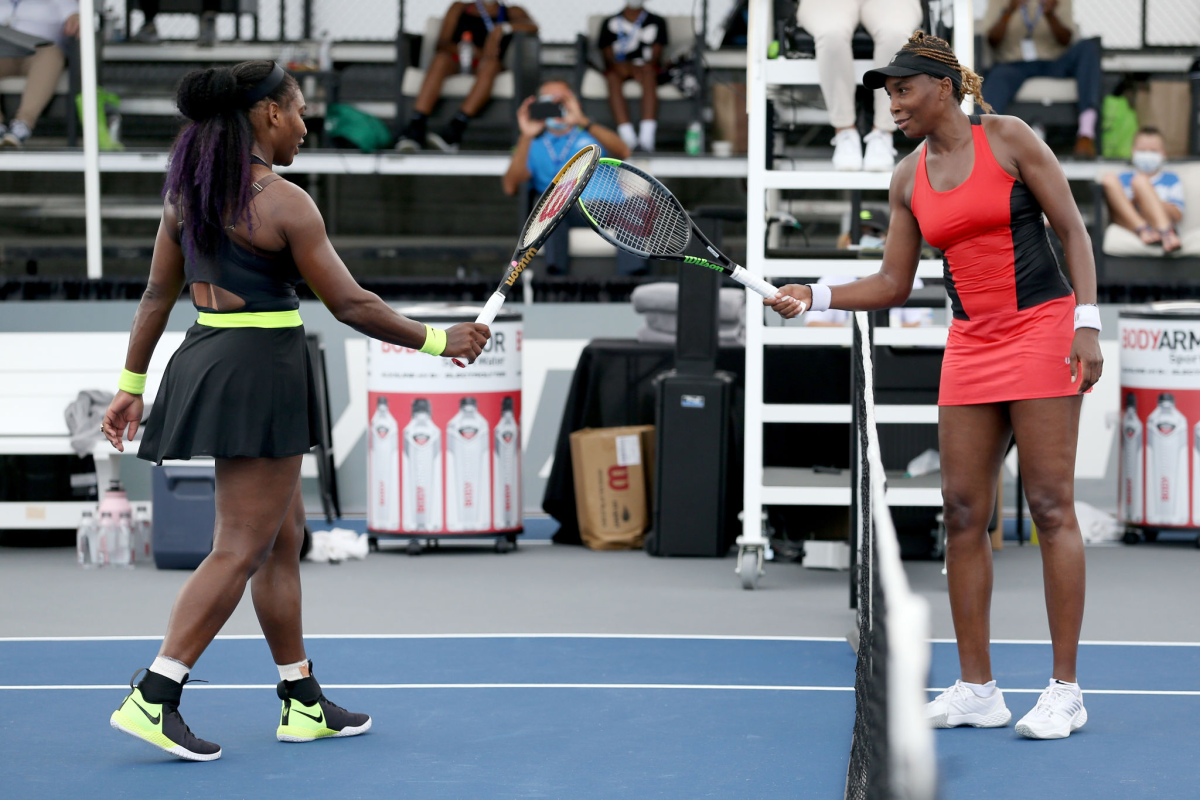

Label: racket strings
[521,150,597,249]
[581,164,691,256]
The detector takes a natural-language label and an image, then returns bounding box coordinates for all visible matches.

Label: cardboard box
[712,82,749,154]
[569,425,656,551]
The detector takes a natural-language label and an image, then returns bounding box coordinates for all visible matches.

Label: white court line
[3,684,1200,696]
[3,634,1199,645]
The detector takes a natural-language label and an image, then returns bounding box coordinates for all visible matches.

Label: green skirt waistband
[196,310,303,328]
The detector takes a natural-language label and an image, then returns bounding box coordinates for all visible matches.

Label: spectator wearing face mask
[598,1,669,153]
[502,80,639,275]
[1101,126,1185,253]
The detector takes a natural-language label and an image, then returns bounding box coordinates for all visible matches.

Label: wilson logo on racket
[505,248,538,285]
[538,178,577,222]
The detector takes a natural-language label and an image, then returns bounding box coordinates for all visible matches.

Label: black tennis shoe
[276,661,372,742]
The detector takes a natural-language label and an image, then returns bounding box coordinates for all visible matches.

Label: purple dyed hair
[164,61,298,259]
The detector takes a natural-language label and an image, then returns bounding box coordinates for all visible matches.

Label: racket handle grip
[730,266,780,300]
[476,291,506,327]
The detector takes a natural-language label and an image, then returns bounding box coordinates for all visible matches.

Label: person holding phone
[502,80,639,275]
[598,1,669,153]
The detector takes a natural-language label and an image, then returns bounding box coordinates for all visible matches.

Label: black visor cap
[863,50,961,92]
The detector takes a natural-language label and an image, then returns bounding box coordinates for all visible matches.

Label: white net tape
[854,311,937,800]
[521,148,596,249]
[579,163,691,257]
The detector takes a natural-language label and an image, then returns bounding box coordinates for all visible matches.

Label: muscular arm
[503,134,534,195]
[506,6,538,34]
[582,119,631,159]
[986,3,1017,49]
[988,115,1095,304]
[768,155,922,317]
[124,203,186,374]
[1043,2,1073,47]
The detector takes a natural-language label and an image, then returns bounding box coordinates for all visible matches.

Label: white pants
[797,0,923,132]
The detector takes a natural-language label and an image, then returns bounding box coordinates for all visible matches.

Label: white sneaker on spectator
[1,119,30,149]
[617,122,638,152]
[1015,681,1087,740]
[133,22,159,43]
[395,137,422,153]
[831,128,862,171]
[925,680,1011,729]
[425,132,459,153]
[862,129,896,172]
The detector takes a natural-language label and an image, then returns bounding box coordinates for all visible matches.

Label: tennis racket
[576,158,803,312]
[453,143,602,367]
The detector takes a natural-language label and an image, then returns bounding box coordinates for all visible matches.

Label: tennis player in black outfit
[103,61,490,761]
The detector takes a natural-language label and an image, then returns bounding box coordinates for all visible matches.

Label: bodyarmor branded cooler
[1118,303,1200,531]
[366,305,522,541]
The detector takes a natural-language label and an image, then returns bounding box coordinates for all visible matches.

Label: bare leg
[605,63,634,125]
[1010,396,1086,683]
[1129,172,1181,251]
[635,63,658,122]
[158,456,302,667]
[251,478,307,666]
[460,54,503,117]
[414,52,458,116]
[1101,173,1153,240]
[939,403,1013,684]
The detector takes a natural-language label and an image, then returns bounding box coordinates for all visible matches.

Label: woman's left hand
[63,14,80,38]
[1069,328,1103,394]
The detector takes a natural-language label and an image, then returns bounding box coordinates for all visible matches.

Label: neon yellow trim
[196,310,303,328]
[419,324,447,356]
[118,369,147,395]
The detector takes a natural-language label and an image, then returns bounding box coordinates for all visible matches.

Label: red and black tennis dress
[911,115,1076,406]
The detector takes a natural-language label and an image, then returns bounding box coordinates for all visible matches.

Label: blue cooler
[152,465,216,569]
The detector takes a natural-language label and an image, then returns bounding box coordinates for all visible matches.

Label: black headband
[243,62,286,107]
[863,50,962,92]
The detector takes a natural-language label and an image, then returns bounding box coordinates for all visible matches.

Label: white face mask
[1132,150,1164,175]
[545,117,569,132]
[858,234,885,250]
[627,0,645,8]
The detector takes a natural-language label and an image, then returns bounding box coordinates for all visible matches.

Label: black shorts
[138,323,321,463]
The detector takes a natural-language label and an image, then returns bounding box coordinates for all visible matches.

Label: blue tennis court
[1,636,1196,798]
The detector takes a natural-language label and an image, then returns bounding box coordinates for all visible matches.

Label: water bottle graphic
[133,503,153,564]
[368,396,401,531]
[493,396,520,530]
[77,510,97,568]
[97,509,117,567]
[446,397,491,531]
[1120,393,1144,524]
[1146,393,1190,526]
[402,398,443,532]
[458,31,474,74]
[112,510,134,568]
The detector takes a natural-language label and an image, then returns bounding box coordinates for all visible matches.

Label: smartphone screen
[529,101,564,120]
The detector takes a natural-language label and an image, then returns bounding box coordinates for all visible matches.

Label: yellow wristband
[419,324,447,356]
[118,368,147,395]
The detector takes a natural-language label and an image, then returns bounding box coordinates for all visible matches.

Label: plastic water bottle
[318,30,333,72]
[96,510,116,567]
[685,121,704,156]
[112,510,134,568]
[77,510,98,568]
[133,504,153,565]
[458,32,474,74]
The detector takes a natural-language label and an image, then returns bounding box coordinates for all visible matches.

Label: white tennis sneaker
[1015,681,1087,740]
[925,680,1012,729]
[831,128,863,171]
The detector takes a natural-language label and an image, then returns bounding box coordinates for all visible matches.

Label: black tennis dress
[138,170,321,464]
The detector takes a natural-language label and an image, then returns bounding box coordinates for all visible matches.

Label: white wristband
[808,283,832,313]
[1074,304,1101,332]
[500,22,513,35]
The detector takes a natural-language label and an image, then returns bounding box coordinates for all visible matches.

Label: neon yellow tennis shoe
[276,661,371,743]
[110,669,222,761]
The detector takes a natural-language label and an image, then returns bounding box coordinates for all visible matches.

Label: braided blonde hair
[900,30,994,114]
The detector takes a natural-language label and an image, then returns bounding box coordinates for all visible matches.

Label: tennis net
[845,311,937,800]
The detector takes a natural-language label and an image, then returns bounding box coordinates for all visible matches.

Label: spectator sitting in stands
[396,1,538,153]
[1101,127,1185,254]
[132,0,221,46]
[599,1,668,153]
[981,0,1101,158]
[502,80,640,275]
[836,207,888,251]
[797,0,922,171]
[0,0,78,149]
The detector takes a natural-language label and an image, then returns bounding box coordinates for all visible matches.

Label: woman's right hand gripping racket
[452,143,602,367]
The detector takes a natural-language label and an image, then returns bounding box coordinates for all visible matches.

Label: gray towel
[64,390,113,457]
[631,282,746,325]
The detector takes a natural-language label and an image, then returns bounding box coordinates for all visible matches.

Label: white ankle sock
[149,655,190,684]
[617,122,637,149]
[963,679,997,698]
[277,659,309,682]
[1053,678,1081,694]
[638,119,657,151]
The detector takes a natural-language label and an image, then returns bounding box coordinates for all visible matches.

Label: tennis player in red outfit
[767,32,1103,740]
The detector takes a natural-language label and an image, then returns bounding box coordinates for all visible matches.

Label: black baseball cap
[863,49,962,91]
